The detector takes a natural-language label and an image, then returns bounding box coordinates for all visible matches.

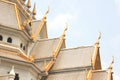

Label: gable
[94,50,101,70]
[0,1,20,29]
[93,46,102,70]
[39,23,48,39]
[31,20,48,40]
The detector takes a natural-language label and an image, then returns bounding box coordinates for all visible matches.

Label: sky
[30,0,120,79]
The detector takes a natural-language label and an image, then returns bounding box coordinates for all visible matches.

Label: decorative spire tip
[63,23,69,37]
[109,56,114,69]
[96,32,102,45]
[44,6,50,17]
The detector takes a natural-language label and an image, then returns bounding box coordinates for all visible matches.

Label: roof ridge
[60,45,95,51]
[92,69,107,72]
[37,37,60,42]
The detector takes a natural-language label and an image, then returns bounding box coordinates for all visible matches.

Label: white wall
[0,60,40,80]
[0,29,28,54]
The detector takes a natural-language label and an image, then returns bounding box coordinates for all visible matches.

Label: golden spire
[27,0,31,8]
[32,3,37,15]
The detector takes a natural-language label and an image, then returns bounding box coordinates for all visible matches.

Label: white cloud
[47,14,76,37]
[48,14,74,30]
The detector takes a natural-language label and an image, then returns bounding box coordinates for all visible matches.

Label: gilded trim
[87,70,92,80]
[44,26,68,73]
[14,4,21,30]
[33,17,46,41]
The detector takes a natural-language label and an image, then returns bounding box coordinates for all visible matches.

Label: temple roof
[31,38,61,59]
[91,70,108,80]
[47,70,87,80]
[0,0,48,41]
[51,46,95,70]
[31,20,41,35]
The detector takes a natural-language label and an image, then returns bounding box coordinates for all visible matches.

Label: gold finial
[32,3,37,15]
[109,56,114,69]
[96,32,101,45]
[27,0,31,8]
[62,23,69,37]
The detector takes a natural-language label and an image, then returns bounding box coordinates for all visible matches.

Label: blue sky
[31,0,120,79]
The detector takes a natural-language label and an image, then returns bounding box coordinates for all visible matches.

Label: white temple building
[0,0,113,80]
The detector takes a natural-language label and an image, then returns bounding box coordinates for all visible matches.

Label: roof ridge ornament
[95,32,101,46]
[109,56,114,69]
[44,6,50,18]
[62,23,69,38]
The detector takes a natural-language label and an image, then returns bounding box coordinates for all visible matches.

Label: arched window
[7,37,12,43]
[23,46,26,51]
[0,35,3,41]
[20,43,23,48]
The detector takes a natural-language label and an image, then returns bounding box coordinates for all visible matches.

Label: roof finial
[62,23,69,37]
[44,6,50,17]
[10,66,15,75]
[27,0,31,8]
[96,32,101,45]
[32,3,37,15]
[109,56,114,69]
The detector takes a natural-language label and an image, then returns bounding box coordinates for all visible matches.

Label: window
[14,73,19,80]
[0,35,3,41]
[23,46,25,51]
[7,37,12,43]
[20,43,23,48]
